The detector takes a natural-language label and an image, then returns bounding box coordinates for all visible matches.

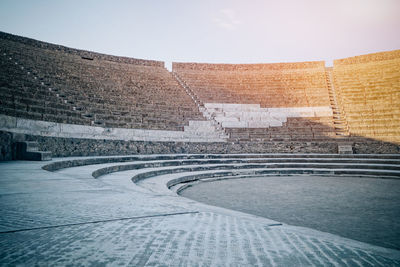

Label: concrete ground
[1,156,400,266]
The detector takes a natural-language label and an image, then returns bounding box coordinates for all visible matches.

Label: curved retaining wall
[13,133,399,157]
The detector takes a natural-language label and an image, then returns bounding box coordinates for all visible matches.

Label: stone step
[25,141,39,151]
[13,141,52,161]
[167,168,400,190]
[125,162,400,183]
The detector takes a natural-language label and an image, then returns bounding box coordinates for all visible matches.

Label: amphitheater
[0,31,400,265]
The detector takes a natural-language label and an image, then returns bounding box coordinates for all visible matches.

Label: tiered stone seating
[0,32,204,131]
[333,50,400,143]
[173,62,334,141]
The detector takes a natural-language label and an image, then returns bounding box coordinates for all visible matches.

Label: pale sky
[1,0,399,68]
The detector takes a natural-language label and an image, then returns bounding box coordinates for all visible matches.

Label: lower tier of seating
[225,118,336,142]
[44,154,400,180]
[202,103,335,141]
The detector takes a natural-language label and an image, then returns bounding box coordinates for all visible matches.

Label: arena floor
[180,175,400,250]
[0,156,400,265]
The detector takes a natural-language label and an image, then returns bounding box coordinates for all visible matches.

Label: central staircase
[172,72,228,140]
[325,67,348,137]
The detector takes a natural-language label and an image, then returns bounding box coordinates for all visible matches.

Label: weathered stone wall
[21,134,340,157]
[353,142,400,154]
[1,131,398,161]
[17,133,398,157]
[0,115,225,143]
[0,131,13,161]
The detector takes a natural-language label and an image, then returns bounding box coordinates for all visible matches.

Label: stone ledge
[0,115,227,143]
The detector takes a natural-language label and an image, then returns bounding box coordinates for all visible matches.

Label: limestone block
[188,120,212,127]
[184,128,215,136]
[269,120,284,127]
[268,109,289,117]
[109,128,133,140]
[224,112,243,118]
[270,116,287,123]
[204,103,224,109]
[313,107,333,117]
[221,103,243,111]
[222,121,248,128]
[247,121,270,128]
[208,109,223,116]
[299,110,315,117]
[0,115,17,129]
[60,123,103,136]
[238,104,260,111]
[155,130,174,138]
[17,118,61,134]
[338,144,353,154]
[240,112,263,120]
[131,129,146,138]
[215,116,239,123]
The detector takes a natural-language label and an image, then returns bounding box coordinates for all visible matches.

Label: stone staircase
[325,67,348,137]
[172,72,228,140]
[13,141,52,161]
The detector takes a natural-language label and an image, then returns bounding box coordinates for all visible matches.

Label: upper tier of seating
[333,50,400,143]
[334,49,400,65]
[0,31,163,67]
[0,32,204,131]
[173,61,330,108]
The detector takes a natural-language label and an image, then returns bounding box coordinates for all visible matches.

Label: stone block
[16,118,61,134]
[0,114,17,129]
[215,116,239,123]
[313,107,333,117]
[338,144,353,154]
[13,141,52,161]
[0,131,13,161]
[269,120,284,127]
[204,103,223,109]
[222,121,248,128]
